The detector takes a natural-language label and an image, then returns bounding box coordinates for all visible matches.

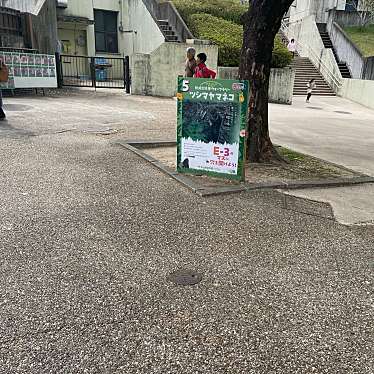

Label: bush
[189,14,292,68]
[189,14,242,66]
[272,38,293,68]
[173,0,247,25]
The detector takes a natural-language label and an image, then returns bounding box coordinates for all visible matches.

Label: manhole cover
[167,269,202,286]
[3,104,32,112]
[334,110,352,115]
[307,106,323,110]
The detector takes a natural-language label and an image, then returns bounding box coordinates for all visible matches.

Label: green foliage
[343,25,374,57]
[189,14,242,66]
[272,38,293,69]
[188,13,292,68]
[173,0,247,25]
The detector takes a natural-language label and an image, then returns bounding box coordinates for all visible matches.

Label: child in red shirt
[194,53,216,79]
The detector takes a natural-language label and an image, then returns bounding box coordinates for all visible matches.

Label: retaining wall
[132,41,218,96]
[339,78,374,109]
[217,66,295,105]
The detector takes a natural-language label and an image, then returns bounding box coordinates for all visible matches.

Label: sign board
[177,77,249,180]
[0,52,57,89]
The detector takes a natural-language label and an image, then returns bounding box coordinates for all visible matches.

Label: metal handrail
[300,44,343,89]
[280,19,343,89]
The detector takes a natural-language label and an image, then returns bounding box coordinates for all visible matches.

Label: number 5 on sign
[181,79,189,92]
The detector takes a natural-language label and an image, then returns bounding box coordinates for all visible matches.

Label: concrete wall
[132,42,218,96]
[287,15,342,92]
[268,67,295,105]
[328,8,374,27]
[339,78,374,109]
[364,57,374,80]
[217,67,295,105]
[327,20,364,78]
[327,15,374,80]
[126,0,164,55]
[57,0,164,57]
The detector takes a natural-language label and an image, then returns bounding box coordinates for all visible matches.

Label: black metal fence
[57,54,130,93]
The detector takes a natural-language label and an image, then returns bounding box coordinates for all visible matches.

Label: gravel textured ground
[0,90,373,373]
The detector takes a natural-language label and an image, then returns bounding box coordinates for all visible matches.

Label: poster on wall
[176,77,249,181]
[0,52,57,89]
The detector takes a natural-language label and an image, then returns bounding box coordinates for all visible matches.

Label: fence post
[124,56,130,94]
[90,57,96,89]
[55,52,63,88]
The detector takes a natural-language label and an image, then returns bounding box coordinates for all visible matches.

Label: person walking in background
[287,38,297,57]
[185,47,197,78]
[194,53,216,79]
[306,79,316,103]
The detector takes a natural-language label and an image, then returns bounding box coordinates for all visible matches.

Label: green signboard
[177,77,249,181]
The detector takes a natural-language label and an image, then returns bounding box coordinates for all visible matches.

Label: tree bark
[239,0,294,162]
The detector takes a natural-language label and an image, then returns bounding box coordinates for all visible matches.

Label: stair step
[166,36,178,41]
[290,54,335,94]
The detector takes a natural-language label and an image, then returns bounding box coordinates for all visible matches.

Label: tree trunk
[239,0,294,162]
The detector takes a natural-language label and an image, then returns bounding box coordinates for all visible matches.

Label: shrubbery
[189,14,242,66]
[173,0,246,25]
[188,13,292,68]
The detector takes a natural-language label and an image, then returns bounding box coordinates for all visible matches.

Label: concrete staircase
[157,19,179,42]
[318,26,351,78]
[291,57,336,96]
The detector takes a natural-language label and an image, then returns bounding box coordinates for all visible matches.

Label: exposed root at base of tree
[247,139,289,164]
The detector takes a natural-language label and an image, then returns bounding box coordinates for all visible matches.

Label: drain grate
[167,269,202,286]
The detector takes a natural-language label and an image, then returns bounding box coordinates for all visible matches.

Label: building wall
[1,0,57,53]
[0,0,41,14]
[57,0,164,57]
[28,0,58,53]
[289,0,352,23]
[126,0,164,55]
[132,42,218,97]
[58,26,88,55]
[217,67,296,105]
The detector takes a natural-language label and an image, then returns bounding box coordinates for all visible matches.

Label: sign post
[177,77,249,181]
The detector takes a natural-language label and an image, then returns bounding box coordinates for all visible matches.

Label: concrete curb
[115,140,374,197]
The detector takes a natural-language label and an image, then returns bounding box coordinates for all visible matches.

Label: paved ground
[0,90,373,373]
[270,96,374,225]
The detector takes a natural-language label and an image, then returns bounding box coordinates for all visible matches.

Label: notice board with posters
[177,77,249,181]
[0,52,57,90]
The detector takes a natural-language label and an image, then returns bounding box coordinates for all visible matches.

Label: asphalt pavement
[270,96,374,225]
[0,90,373,373]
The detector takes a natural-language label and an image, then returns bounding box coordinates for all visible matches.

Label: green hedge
[271,37,293,69]
[189,14,292,68]
[173,0,247,25]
